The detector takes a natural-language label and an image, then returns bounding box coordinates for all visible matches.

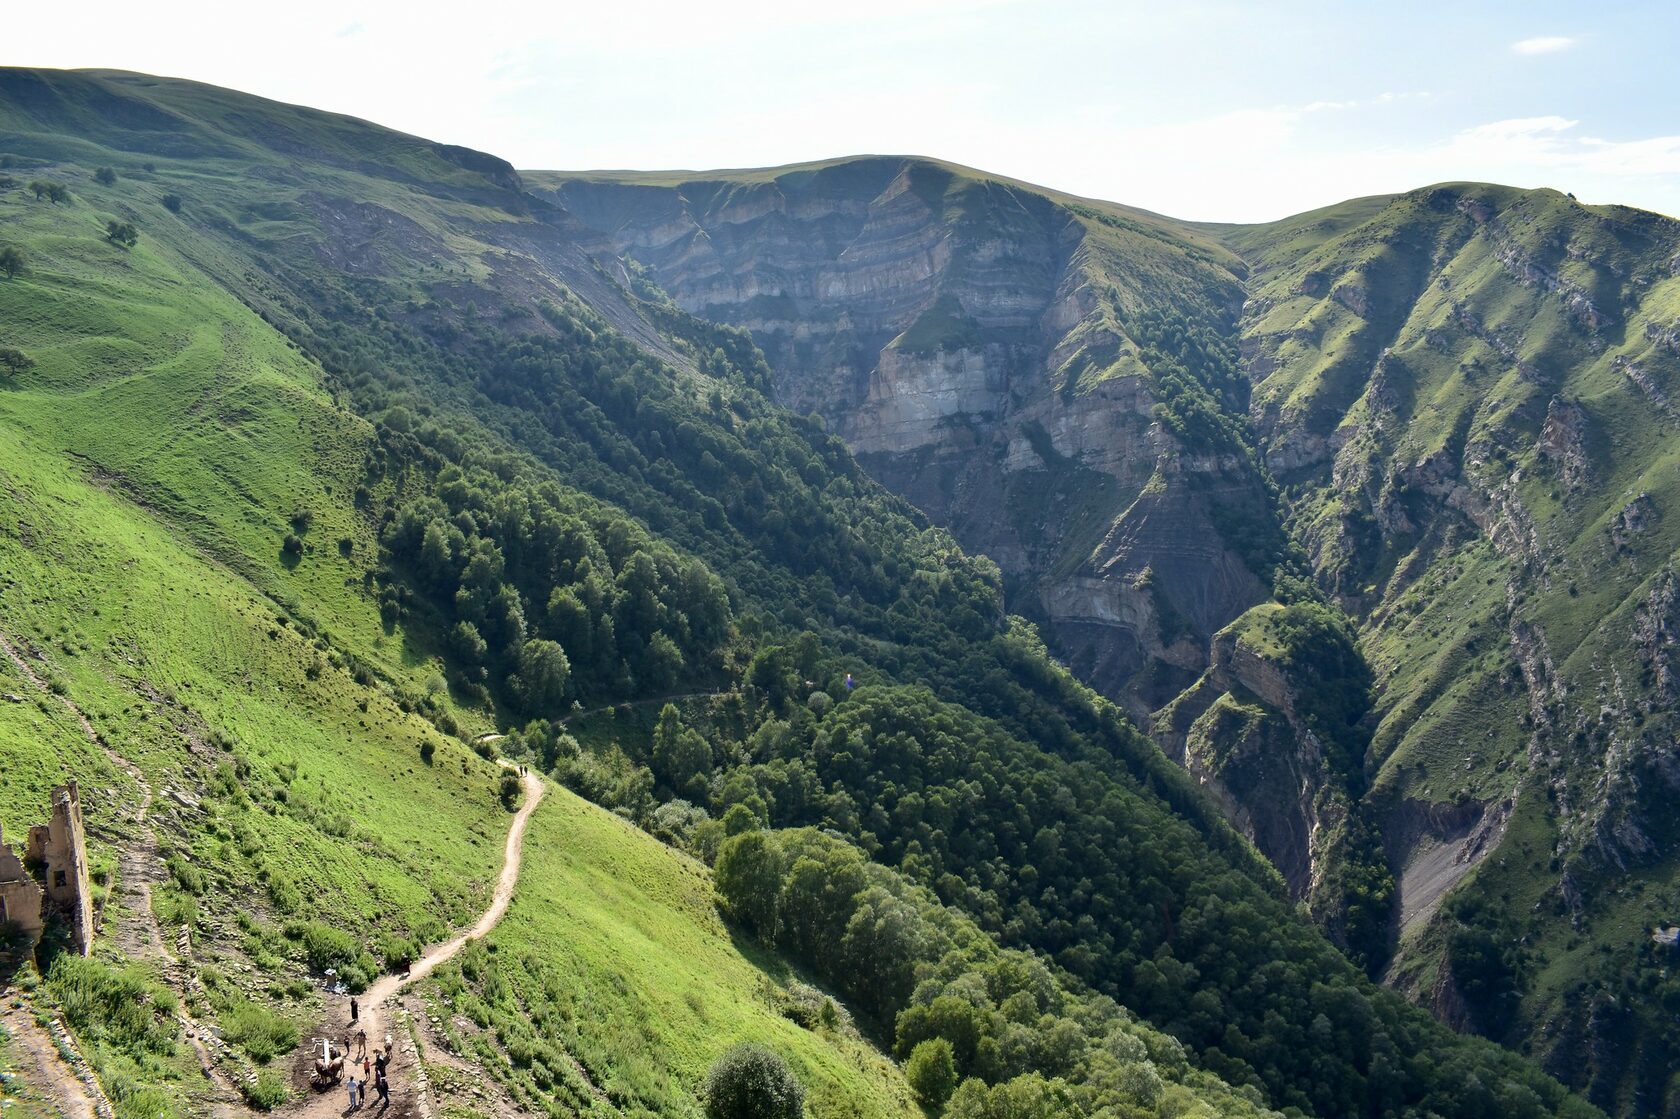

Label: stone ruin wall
[0,781,93,955]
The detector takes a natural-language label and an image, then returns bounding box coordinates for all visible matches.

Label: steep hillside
[0,91,918,1118]
[537,160,1379,954]
[0,67,1603,1119]
[1225,184,1680,1113]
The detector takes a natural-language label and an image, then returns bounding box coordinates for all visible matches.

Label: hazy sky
[10,0,1679,222]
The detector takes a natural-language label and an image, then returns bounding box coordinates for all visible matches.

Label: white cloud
[1302,91,1428,113]
[1445,116,1680,176]
[1511,36,1576,55]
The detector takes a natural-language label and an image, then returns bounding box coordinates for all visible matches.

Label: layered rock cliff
[535,160,1274,717]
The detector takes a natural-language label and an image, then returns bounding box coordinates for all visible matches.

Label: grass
[887,293,982,355]
[4,64,1669,1114]
[1224,175,1680,1098]
[428,783,918,1119]
[0,190,516,1112]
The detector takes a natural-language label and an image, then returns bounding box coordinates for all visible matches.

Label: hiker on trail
[356,1028,367,1058]
[374,1050,388,1078]
[363,1055,372,1083]
[350,995,359,1024]
[376,1074,390,1108]
[347,1075,359,1111]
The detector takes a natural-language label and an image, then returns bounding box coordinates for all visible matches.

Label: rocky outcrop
[1633,568,1680,704]
[1153,615,1329,899]
[432,143,524,193]
[849,343,1013,455]
[1181,691,1322,897]
[1609,492,1656,550]
[1535,397,1590,491]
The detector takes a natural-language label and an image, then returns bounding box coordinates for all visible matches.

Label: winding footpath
[288,763,543,1119]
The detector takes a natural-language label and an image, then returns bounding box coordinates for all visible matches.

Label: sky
[8,0,1680,222]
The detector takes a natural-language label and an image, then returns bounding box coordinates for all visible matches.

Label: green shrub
[151,886,199,929]
[374,930,418,972]
[221,998,299,1063]
[285,919,367,981]
[246,1068,288,1110]
[166,854,207,895]
[265,871,301,914]
[47,955,176,1056]
[703,1043,804,1119]
[105,1076,176,1119]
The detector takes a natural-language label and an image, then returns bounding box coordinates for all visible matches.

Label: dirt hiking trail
[287,764,543,1119]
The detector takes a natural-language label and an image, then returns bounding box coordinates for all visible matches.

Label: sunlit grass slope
[426,786,919,1119]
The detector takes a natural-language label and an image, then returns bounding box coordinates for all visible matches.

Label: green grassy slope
[533,154,1241,270]
[1221,182,1680,1113]
[427,787,918,1119]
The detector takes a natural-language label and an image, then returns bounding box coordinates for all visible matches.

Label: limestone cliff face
[541,159,1269,715]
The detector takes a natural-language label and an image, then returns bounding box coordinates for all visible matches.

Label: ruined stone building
[0,833,42,942]
[0,781,93,955]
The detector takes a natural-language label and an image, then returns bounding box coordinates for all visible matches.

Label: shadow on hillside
[724,922,794,986]
[721,920,895,1046]
[2,915,78,989]
[0,925,31,989]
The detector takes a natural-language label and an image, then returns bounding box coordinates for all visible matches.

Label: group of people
[344,996,392,1112]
